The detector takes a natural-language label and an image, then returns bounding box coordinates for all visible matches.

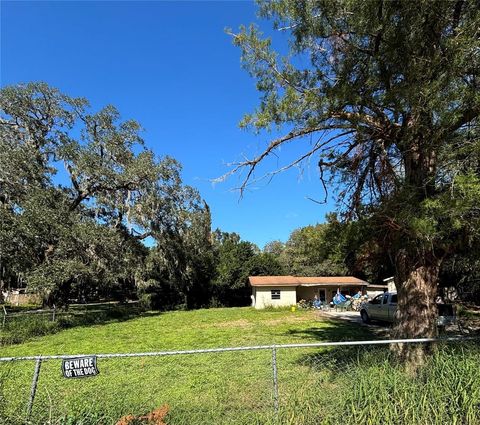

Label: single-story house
[249,275,371,309]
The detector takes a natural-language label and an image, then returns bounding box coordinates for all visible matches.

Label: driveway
[320,310,364,324]
[318,309,391,336]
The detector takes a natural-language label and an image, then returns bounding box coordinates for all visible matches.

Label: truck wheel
[361,310,370,324]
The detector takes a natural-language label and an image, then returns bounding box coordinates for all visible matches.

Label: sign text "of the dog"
[62,356,99,378]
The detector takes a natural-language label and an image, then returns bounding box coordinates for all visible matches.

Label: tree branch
[214,125,340,194]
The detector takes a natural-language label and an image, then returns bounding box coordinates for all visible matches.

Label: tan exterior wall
[5,292,42,306]
[296,286,316,301]
[254,286,297,309]
[253,285,367,308]
[297,286,333,301]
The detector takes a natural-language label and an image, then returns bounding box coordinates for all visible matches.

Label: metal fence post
[272,346,279,416]
[2,305,6,328]
[26,357,42,421]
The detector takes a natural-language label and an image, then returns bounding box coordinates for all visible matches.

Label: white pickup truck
[360,292,397,323]
[360,292,456,326]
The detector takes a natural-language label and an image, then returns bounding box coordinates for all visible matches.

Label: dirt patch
[195,311,316,330]
[116,405,169,425]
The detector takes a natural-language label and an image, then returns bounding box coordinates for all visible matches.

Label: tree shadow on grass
[282,319,392,372]
[58,306,163,329]
[296,343,392,374]
[285,319,480,373]
[285,318,378,342]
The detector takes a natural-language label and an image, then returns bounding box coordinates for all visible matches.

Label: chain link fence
[1,303,142,326]
[1,337,480,425]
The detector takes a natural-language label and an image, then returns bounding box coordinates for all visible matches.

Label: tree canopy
[228,0,480,359]
[211,230,283,306]
[278,219,347,277]
[0,84,284,309]
[0,83,209,306]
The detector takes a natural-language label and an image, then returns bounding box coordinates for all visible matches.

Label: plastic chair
[335,299,353,312]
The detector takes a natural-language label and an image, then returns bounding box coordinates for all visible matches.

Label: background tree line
[0,82,210,309]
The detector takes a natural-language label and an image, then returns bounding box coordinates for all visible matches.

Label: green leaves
[0,82,203,306]
[230,0,480,267]
[269,218,351,277]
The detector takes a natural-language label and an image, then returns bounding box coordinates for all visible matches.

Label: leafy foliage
[0,83,209,307]
[277,218,348,276]
[211,230,284,306]
[0,82,281,310]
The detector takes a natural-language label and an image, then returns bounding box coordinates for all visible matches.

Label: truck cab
[360,292,456,327]
[361,292,397,323]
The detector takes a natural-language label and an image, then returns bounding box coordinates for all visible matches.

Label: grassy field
[1,307,479,425]
[0,307,371,356]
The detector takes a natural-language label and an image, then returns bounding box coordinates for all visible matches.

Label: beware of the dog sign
[62,356,99,378]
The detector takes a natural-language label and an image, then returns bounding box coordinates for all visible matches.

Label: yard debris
[115,405,169,425]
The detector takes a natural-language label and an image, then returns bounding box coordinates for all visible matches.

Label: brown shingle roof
[248,276,368,287]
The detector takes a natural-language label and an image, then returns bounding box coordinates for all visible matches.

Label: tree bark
[393,249,440,369]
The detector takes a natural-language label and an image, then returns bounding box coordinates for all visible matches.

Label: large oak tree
[0,83,210,306]
[228,0,480,362]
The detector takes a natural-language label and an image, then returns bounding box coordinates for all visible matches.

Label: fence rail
[2,302,141,324]
[0,336,473,362]
[1,336,479,425]
[0,303,143,347]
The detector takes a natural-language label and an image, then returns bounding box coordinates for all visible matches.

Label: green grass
[0,307,479,425]
[276,342,480,425]
[0,307,369,356]
[2,303,42,313]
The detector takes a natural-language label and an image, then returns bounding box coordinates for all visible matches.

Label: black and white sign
[62,356,99,378]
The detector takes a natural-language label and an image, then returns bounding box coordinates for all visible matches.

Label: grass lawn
[0,307,373,357]
[0,307,372,425]
[1,307,479,425]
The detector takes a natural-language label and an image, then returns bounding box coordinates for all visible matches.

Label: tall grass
[2,342,479,424]
[278,342,480,425]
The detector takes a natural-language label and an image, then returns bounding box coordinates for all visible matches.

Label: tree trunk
[393,250,440,369]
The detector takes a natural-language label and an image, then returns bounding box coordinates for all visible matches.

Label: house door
[318,289,326,302]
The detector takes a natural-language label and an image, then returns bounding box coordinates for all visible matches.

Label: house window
[271,290,281,300]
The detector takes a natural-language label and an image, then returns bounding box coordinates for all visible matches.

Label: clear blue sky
[1,1,336,248]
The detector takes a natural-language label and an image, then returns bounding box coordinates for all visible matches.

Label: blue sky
[1,1,336,248]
